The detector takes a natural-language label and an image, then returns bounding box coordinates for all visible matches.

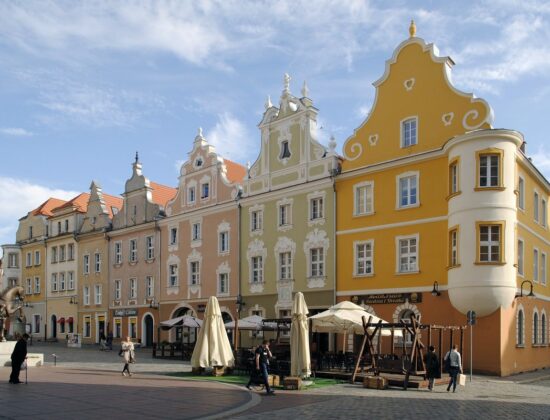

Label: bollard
[52,354,57,366]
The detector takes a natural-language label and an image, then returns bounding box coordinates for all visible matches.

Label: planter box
[283,376,302,390]
[363,376,388,390]
[268,374,280,387]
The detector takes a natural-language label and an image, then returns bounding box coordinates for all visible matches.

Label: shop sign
[357,292,422,305]
[113,309,138,317]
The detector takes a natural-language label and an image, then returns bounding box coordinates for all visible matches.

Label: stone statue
[0,286,25,342]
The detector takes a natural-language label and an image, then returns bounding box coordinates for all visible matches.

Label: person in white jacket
[121,336,135,377]
[444,344,462,392]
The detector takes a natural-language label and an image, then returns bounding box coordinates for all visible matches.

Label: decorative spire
[135,151,139,164]
[194,126,205,143]
[198,127,203,137]
[409,19,416,38]
[265,95,273,110]
[328,135,337,153]
[301,80,309,98]
[283,73,291,94]
[132,151,142,176]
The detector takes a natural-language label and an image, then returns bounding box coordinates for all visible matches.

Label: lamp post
[431,281,441,297]
[515,280,536,298]
[149,299,159,309]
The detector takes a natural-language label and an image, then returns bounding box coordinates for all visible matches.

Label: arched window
[517,308,524,346]
[542,312,547,345]
[533,311,539,345]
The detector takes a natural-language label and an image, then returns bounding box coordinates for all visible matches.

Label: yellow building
[337,22,549,375]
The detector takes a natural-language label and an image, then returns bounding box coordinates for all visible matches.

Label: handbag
[458,373,466,386]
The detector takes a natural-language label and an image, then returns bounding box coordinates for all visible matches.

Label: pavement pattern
[1,342,549,419]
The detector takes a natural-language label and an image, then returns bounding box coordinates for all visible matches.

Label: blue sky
[1,0,550,255]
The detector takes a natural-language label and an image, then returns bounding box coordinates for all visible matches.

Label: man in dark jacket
[426,345,440,391]
[9,333,29,384]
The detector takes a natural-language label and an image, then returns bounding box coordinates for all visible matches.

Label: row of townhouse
[2,24,549,375]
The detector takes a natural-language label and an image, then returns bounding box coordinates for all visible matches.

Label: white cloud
[0,177,79,253]
[0,127,33,136]
[206,113,253,163]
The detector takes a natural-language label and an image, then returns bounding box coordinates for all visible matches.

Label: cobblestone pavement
[3,342,550,419]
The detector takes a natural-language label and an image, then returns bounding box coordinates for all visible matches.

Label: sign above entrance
[113,309,138,317]
[354,293,423,305]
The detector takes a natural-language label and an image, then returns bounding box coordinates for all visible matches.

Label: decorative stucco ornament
[409,19,416,38]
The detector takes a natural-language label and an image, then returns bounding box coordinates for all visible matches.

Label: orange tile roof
[102,193,124,219]
[223,158,246,183]
[150,182,177,207]
[32,198,68,217]
[51,193,90,214]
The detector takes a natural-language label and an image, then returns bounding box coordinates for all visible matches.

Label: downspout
[156,219,161,344]
[235,198,242,349]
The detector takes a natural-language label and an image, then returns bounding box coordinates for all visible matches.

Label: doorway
[144,314,154,347]
[51,315,57,339]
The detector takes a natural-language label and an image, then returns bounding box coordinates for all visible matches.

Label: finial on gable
[409,20,416,38]
[195,127,205,143]
[283,73,291,94]
[135,151,139,164]
[301,80,309,98]
[328,135,337,153]
[265,95,273,110]
[198,127,203,137]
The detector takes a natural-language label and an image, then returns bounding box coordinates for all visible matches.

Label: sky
[1,0,550,255]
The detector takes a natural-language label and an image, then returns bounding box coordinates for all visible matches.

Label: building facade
[239,76,340,347]
[160,129,246,343]
[337,23,549,375]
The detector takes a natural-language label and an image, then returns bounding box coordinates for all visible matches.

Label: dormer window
[112,206,119,215]
[401,117,417,147]
[280,141,291,159]
[195,158,203,167]
[201,183,210,199]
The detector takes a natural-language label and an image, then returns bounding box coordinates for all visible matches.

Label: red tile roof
[51,193,90,214]
[223,158,246,183]
[32,198,68,217]
[150,182,177,207]
[102,193,124,219]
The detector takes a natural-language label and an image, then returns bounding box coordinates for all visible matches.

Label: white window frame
[251,210,263,233]
[189,261,200,285]
[34,250,40,266]
[310,197,324,220]
[534,248,539,283]
[26,252,32,267]
[279,204,291,227]
[51,273,58,292]
[201,182,210,200]
[83,254,90,274]
[192,222,201,241]
[479,153,501,187]
[26,278,32,295]
[95,284,102,304]
[218,272,229,295]
[59,245,65,262]
[67,271,74,290]
[34,276,40,294]
[517,239,524,277]
[219,231,229,254]
[396,171,419,209]
[114,241,122,264]
[68,243,74,260]
[115,280,121,300]
[355,240,374,276]
[129,278,137,299]
[146,276,154,298]
[279,251,292,281]
[518,176,525,210]
[59,272,65,291]
[478,224,503,263]
[542,198,547,228]
[94,252,101,273]
[188,185,196,204]
[169,264,178,287]
[310,247,325,278]
[396,234,419,274]
[129,239,137,263]
[400,116,418,148]
[541,252,547,286]
[51,247,57,263]
[83,286,90,305]
[146,236,154,260]
[354,181,374,216]
[534,191,540,223]
[251,256,263,284]
[169,227,178,246]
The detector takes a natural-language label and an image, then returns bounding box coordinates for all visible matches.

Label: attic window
[112,207,119,215]
[280,141,291,159]
[196,158,203,167]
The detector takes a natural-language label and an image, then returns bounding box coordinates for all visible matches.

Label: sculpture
[0,286,25,342]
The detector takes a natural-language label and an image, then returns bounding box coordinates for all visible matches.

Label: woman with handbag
[121,336,135,377]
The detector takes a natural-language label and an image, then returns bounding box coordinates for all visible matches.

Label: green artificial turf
[166,372,343,389]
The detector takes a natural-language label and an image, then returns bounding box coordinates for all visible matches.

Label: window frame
[219,231,229,254]
[251,256,263,284]
[448,157,461,199]
[129,239,137,263]
[114,241,122,264]
[169,264,178,287]
[396,234,419,274]
[34,276,40,294]
[517,238,525,277]
[475,221,506,265]
[354,240,374,277]
[34,250,40,266]
[310,247,325,278]
[517,176,525,210]
[218,272,229,295]
[542,197,547,228]
[146,235,155,260]
[189,261,200,285]
[475,148,504,190]
[129,277,137,299]
[542,252,547,286]
[534,191,540,223]
[146,276,154,298]
[95,284,102,305]
[400,116,418,148]
[534,248,539,283]
[83,254,90,274]
[354,181,374,216]
[67,271,74,290]
[448,226,460,269]
[94,252,101,273]
[114,280,121,300]
[83,286,90,305]
[396,172,419,209]
[279,251,292,281]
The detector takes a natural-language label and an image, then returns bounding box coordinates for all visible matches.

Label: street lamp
[236,294,245,313]
[515,280,535,298]
[149,299,159,309]
[431,281,441,297]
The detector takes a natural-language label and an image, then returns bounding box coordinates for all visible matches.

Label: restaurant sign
[113,309,138,317]
[355,292,422,305]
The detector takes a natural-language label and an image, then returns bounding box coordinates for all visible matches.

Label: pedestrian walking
[9,333,29,384]
[426,345,440,391]
[120,336,135,377]
[106,331,113,351]
[99,331,107,351]
[246,340,275,395]
[444,344,462,392]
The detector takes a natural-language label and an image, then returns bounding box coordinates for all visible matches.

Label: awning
[66,317,74,324]
[160,315,203,330]
[58,317,65,324]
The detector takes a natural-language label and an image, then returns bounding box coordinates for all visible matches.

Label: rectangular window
[219,231,229,253]
[169,264,178,287]
[399,175,418,207]
[534,192,540,222]
[34,250,40,265]
[542,253,547,286]
[201,182,209,199]
[83,254,90,274]
[59,272,65,290]
[192,223,201,241]
[146,236,154,260]
[517,239,524,276]
[51,247,57,263]
[534,249,539,283]
[542,198,547,227]
[51,273,58,292]
[355,241,373,276]
[94,253,101,272]
[84,317,91,338]
[251,210,263,232]
[402,118,417,147]
[129,317,137,339]
[67,271,74,290]
[190,261,200,285]
[26,278,32,295]
[279,252,292,280]
[29,226,33,238]
[114,242,122,264]
[355,183,373,215]
[188,186,196,203]
[279,309,291,338]
[310,247,325,277]
[34,277,40,294]
[84,286,90,305]
[170,228,178,245]
[479,154,500,187]
[59,245,65,262]
[518,177,525,209]
[310,197,324,220]
[33,314,40,334]
[26,252,32,267]
[129,239,137,262]
[218,272,228,295]
[449,160,459,195]
[65,219,69,232]
[68,243,74,260]
[95,285,102,304]
[478,223,503,263]
[129,278,137,298]
[57,221,61,234]
[449,229,459,268]
[398,237,418,273]
[115,280,121,300]
[114,318,122,339]
[252,256,263,283]
[279,204,291,226]
[146,276,154,297]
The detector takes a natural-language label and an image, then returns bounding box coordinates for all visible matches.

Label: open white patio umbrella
[224,315,283,331]
[191,296,235,369]
[160,315,203,329]
[290,292,311,378]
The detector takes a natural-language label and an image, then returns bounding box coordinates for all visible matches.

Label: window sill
[445,191,462,201]
[395,270,420,276]
[129,261,138,266]
[145,258,155,264]
[396,203,420,211]
[474,262,506,266]
[113,263,122,268]
[353,212,375,218]
[446,264,461,270]
[474,186,505,192]
[353,273,375,278]
[532,344,548,348]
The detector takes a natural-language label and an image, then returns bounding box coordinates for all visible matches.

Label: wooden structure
[351,314,466,390]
